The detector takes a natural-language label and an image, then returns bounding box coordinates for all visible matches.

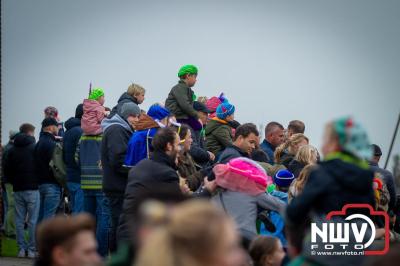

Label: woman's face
[265,240,285,266]
[212,220,246,266]
[183,130,193,152]
[292,138,308,154]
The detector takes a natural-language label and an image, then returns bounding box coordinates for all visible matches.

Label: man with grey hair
[260,122,285,164]
[101,102,141,252]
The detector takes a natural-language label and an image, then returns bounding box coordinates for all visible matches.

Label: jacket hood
[118,92,138,104]
[64,117,81,130]
[14,133,36,147]
[323,159,374,193]
[134,114,159,131]
[83,99,102,112]
[102,114,132,133]
[205,119,228,135]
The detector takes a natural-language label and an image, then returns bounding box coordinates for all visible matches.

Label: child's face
[225,113,235,122]
[135,93,145,104]
[186,74,197,87]
[98,96,105,106]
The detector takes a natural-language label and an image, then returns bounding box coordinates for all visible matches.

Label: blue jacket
[260,190,288,246]
[260,139,275,164]
[63,117,83,183]
[124,128,158,167]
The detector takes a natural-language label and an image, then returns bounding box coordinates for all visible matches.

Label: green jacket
[205,119,233,156]
[165,80,198,119]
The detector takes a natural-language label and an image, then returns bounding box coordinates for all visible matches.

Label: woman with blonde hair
[287,144,318,178]
[288,164,316,202]
[274,133,309,167]
[135,200,246,266]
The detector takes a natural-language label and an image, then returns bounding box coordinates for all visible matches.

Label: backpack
[49,142,68,193]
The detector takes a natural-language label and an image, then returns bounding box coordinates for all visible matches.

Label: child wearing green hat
[81,88,108,135]
[165,64,202,129]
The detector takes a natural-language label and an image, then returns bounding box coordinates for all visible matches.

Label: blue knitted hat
[216,102,235,120]
[147,104,170,121]
[273,169,295,188]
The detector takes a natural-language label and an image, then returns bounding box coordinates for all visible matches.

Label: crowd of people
[1,64,400,266]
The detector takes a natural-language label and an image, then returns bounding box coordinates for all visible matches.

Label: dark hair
[19,123,35,134]
[176,124,190,141]
[288,120,305,134]
[36,214,95,266]
[265,122,284,136]
[75,103,84,119]
[234,123,259,141]
[152,127,177,152]
[249,236,279,266]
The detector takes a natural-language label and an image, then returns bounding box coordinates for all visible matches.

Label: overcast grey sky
[2,0,400,169]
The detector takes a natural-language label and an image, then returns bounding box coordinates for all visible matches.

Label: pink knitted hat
[213,157,273,196]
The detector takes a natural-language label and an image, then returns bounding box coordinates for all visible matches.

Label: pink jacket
[81,99,105,135]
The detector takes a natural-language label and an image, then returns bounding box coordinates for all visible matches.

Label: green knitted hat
[178,65,198,77]
[89,88,104,100]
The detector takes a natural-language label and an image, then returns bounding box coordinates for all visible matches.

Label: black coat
[117,151,181,242]
[63,117,83,183]
[286,159,375,225]
[1,141,14,184]
[369,162,397,212]
[101,119,133,194]
[287,159,306,178]
[5,134,38,191]
[35,132,57,185]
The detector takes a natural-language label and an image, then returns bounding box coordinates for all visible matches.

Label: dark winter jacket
[189,127,211,165]
[109,92,139,118]
[63,117,83,184]
[287,159,306,178]
[177,152,205,191]
[260,139,275,164]
[1,141,14,184]
[117,151,182,241]
[286,158,375,225]
[101,114,133,194]
[4,134,38,191]
[35,132,58,185]
[369,161,397,212]
[278,152,295,168]
[205,118,233,156]
[165,80,198,119]
[77,135,103,190]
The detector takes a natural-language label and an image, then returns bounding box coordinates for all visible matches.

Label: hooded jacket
[118,151,181,242]
[287,159,306,178]
[124,114,160,167]
[35,132,58,185]
[4,134,38,191]
[81,99,105,135]
[165,80,198,119]
[205,118,233,156]
[63,117,83,183]
[101,114,134,194]
[286,158,375,225]
[109,92,139,118]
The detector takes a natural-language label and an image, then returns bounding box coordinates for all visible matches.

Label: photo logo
[310,204,389,256]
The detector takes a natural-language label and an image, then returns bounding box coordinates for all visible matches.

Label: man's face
[186,74,197,87]
[127,115,140,128]
[98,96,105,106]
[268,127,285,147]
[51,125,59,136]
[54,231,101,266]
[135,93,145,104]
[237,133,258,154]
[27,130,35,137]
[166,133,181,164]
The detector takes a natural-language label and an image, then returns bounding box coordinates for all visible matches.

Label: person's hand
[207,151,215,161]
[179,178,191,195]
[104,110,110,116]
[203,177,217,193]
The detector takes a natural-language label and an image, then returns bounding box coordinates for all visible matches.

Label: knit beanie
[89,88,105,101]
[216,102,235,120]
[178,64,198,77]
[120,102,141,120]
[147,104,170,121]
[273,169,295,188]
